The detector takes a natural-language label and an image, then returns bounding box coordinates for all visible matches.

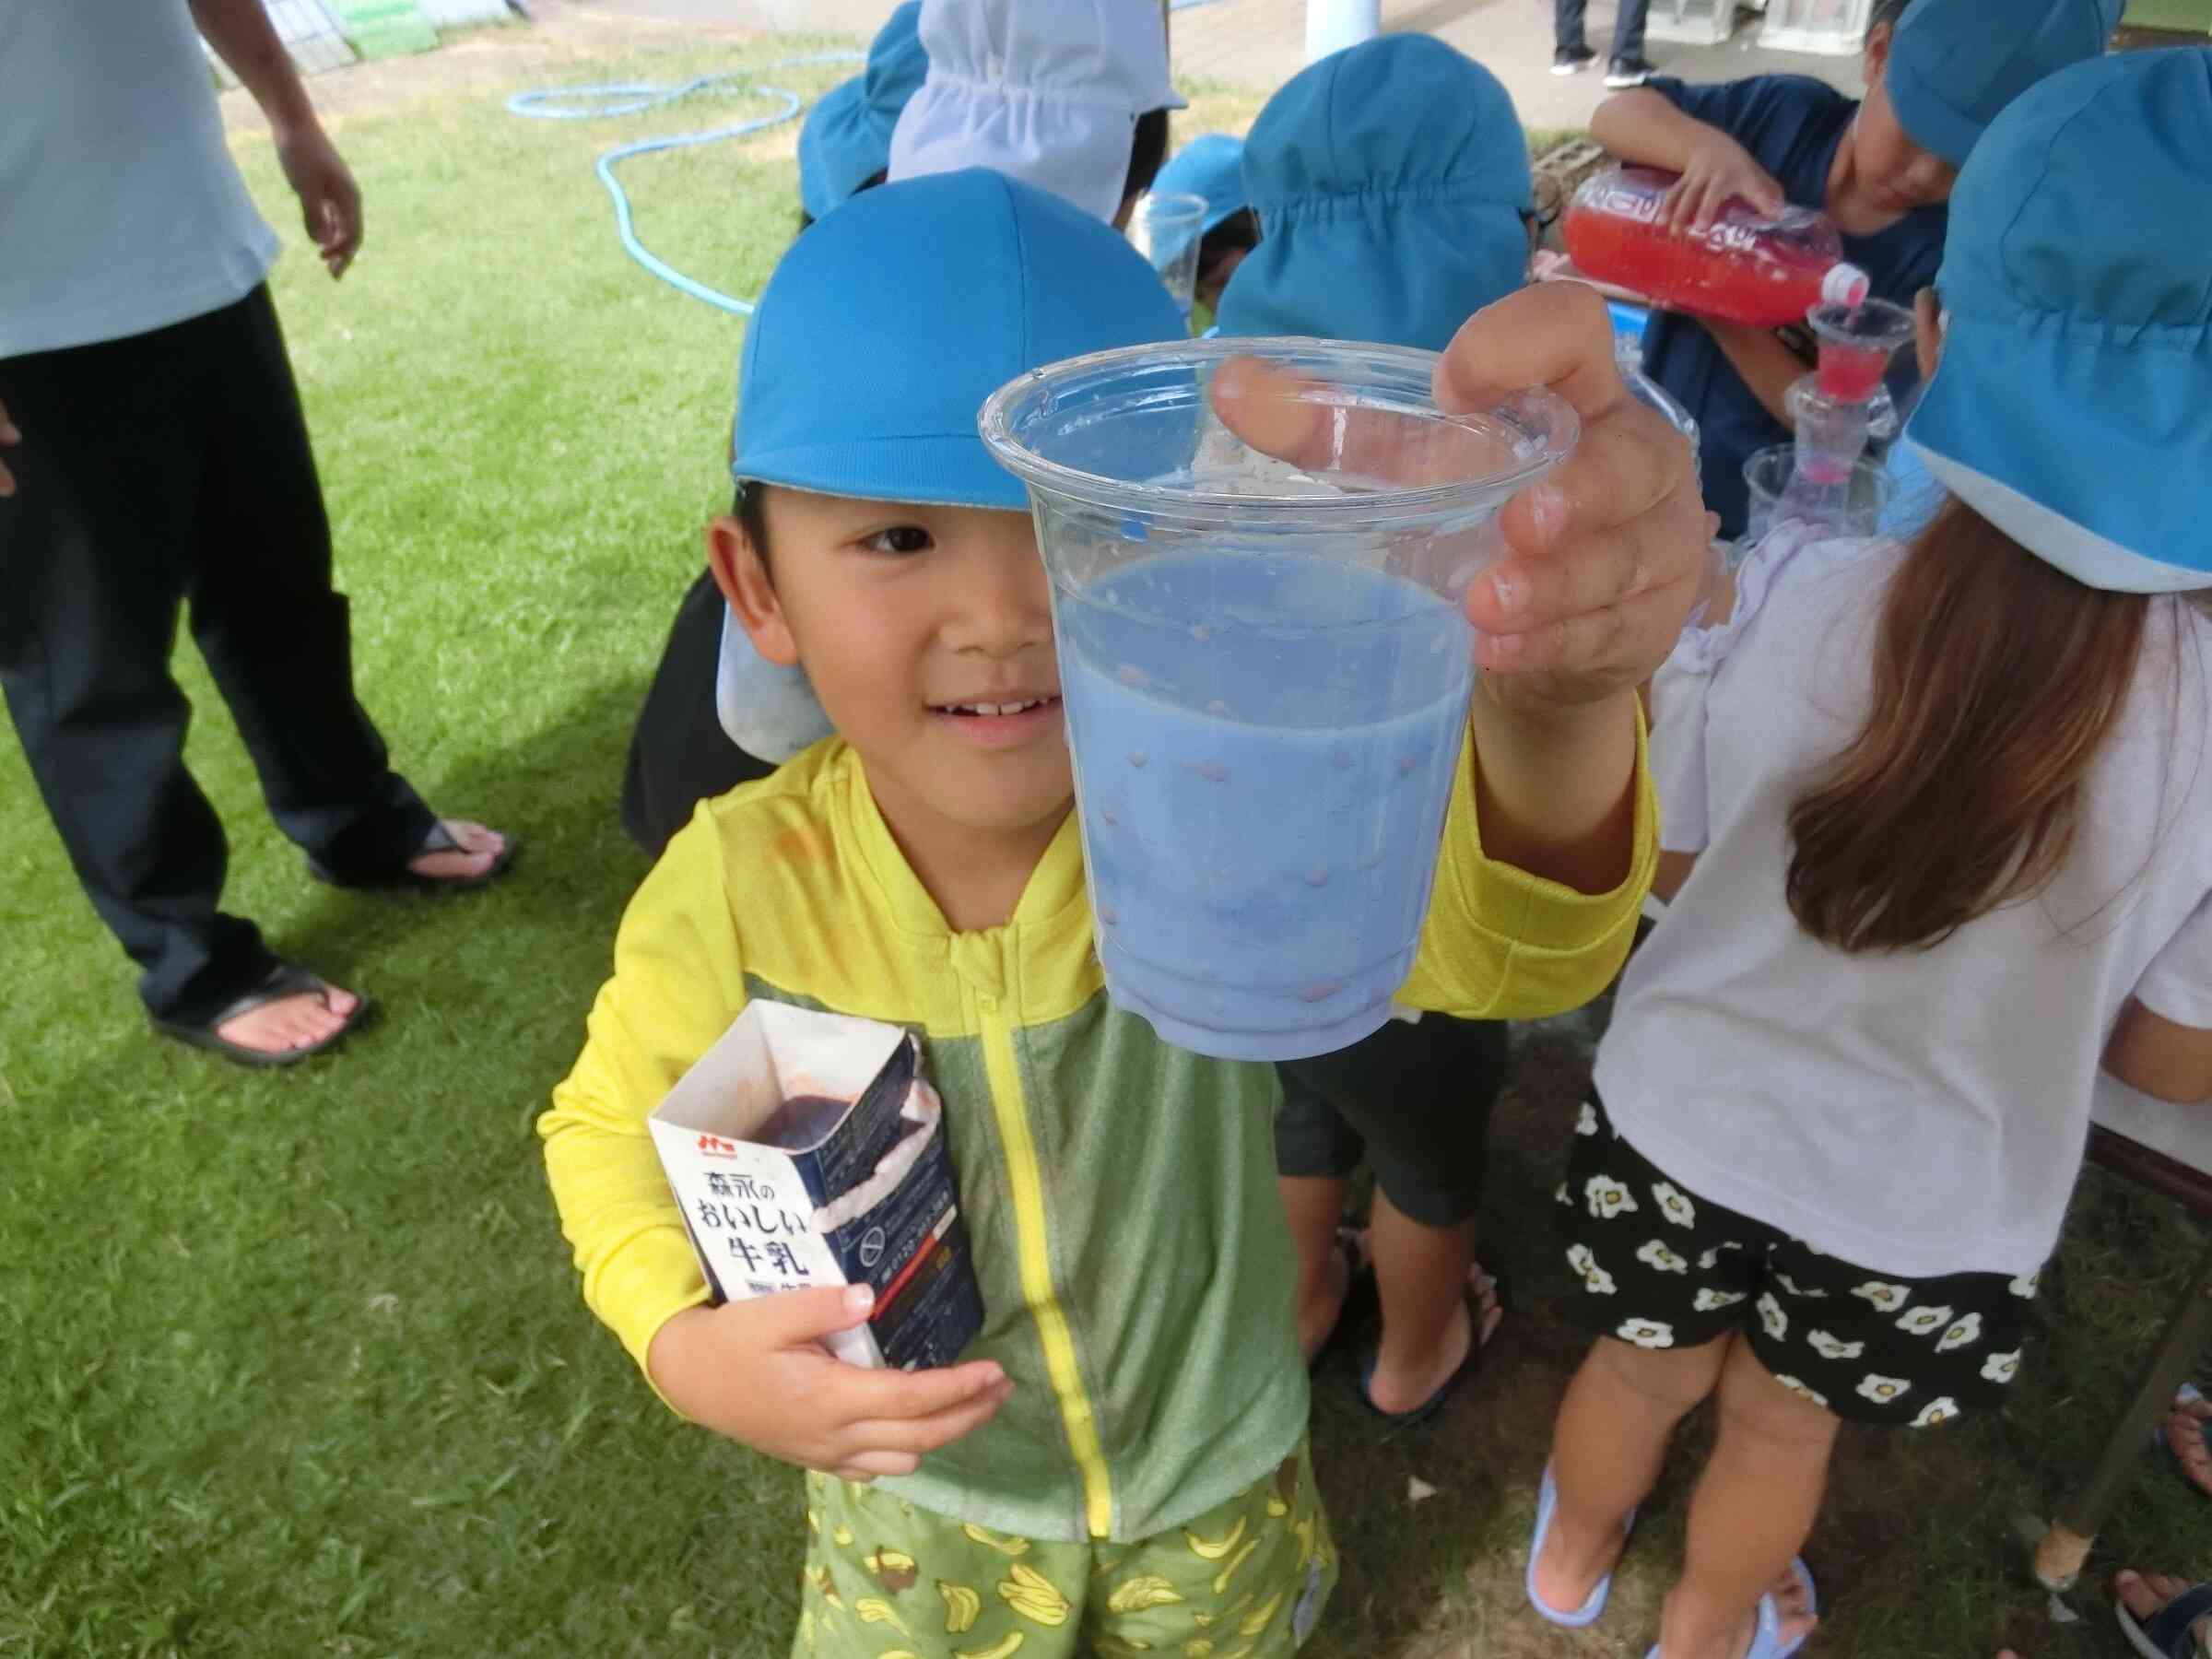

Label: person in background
[795,0,926,230]
[0,0,513,1067]
[1530,48,2212,1659]
[1589,0,2120,539]
[1215,33,1538,1425]
[1150,133,1258,330]
[889,0,1181,230]
[1555,0,1656,90]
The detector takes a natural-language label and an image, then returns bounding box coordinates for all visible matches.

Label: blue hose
[506,54,860,314]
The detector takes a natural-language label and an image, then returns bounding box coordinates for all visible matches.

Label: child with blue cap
[1216,34,1533,353]
[543,161,1713,1655]
[1149,132,1257,327]
[1207,34,1533,1430]
[1592,0,2122,540]
[795,1,927,228]
[1530,47,2212,1659]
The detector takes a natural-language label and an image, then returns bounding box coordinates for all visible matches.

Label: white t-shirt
[1598,525,2212,1280]
[0,0,280,358]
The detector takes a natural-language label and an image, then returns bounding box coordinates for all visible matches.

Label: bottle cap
[1821,264,1871,308]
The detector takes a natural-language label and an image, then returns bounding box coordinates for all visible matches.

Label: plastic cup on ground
[1741,442,1896,550]
[979,338,1578,1062]
[1128,192,1209,319]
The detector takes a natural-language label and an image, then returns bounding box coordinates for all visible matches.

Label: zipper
[975,986,1114,1539]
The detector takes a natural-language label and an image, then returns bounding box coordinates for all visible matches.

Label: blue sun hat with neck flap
[1904,48,2212,594]
[1213,34,1531,351]
[717,168,1187,759]
[1151,133,1249,253]
[796,1,928,223]
[1884,0,2123,169]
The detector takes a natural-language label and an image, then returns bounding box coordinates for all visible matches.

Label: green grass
[1,27,2206,1659]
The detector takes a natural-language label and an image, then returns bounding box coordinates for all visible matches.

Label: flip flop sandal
[2119,1581,2212,1659]
[1355,1260,1505,1428]
[1310,1227,1378,1373]
[1648,1558,1818,1659]
[2157,1383,2212,1498]
[1526,1462,1637,1628]
[151,960,375,1069]
[310,820,519,893]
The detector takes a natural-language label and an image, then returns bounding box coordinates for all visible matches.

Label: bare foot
[1532,1479,1630,1618]
[2167,1391,2212,1499]
[409,818,508,883]
[215,983,360,1056]
[1364,1262,1501,1415]
[1298,1239,1352,1362]
[1661,1564,1817,1659]
[2117,1569,2212,1650]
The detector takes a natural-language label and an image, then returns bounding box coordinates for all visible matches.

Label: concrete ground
[567,0,1865,133]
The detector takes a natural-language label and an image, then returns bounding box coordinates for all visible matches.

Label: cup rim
[978,335,1580,523]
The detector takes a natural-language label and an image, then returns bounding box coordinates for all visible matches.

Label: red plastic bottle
[1564,166,1869,328]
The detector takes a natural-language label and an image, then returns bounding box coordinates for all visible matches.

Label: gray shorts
[1274,1015,1507,1227]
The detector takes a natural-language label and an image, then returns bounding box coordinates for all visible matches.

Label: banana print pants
[792,1438,1337,1659]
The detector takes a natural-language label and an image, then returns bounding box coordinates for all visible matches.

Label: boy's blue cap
[1212,35,1531,352]
[1885,0,2121,169]
[796,2,927,222]
[1905,49,2212,593]
[1153,134,1249,241]
[733,168,1187,511]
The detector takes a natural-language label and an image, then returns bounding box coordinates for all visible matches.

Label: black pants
[1557,0,1650,56]
[0,287,435,1024]
[619,568,774,860]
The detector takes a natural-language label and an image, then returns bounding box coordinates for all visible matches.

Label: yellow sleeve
[1396,704,1657,1020]
[537,807,753,1388]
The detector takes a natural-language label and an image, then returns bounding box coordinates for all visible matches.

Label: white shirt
[0,0,280,358]
[1598,526,2212,1279]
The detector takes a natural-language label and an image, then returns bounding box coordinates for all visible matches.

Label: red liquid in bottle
[1563,167,1868,330]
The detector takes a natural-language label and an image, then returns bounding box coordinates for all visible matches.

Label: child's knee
[1589,1330,1732,1415]
[1717,1341,1843,1449]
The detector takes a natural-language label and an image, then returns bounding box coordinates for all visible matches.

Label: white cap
[888,0,1187,225]
[1820,263,1871,309]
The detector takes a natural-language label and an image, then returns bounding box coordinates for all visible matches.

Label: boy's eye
[862,525,933,556]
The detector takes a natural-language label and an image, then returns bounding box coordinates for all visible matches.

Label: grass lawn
[2,20,2206,1658]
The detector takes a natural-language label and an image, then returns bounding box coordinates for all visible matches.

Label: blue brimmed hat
[1885,0,2122,169]
[1904,49,2212,593]
[1212,35,1531,351]
[1154,133,1249,242]
[796,2,927,222]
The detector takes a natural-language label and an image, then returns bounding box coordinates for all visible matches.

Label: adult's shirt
[0,0,280,359]
[1638,75,1947,538]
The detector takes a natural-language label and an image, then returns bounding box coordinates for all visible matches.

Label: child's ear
[706,514,800,668]
[1862,19,1893,83]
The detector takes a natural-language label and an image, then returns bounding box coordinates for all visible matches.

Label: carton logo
[859,1226,887,1268]
[695,1133,742,1159]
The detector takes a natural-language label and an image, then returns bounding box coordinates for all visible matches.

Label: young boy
[543,167,1703,1656]
[1590,0,2119,539]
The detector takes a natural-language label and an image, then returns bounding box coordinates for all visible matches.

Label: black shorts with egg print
[1557,1094,2038,1428]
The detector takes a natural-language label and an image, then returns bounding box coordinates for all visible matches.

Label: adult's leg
[0,321,277,1025]
[1538,1332,1730,1614]
[1660,1339,1834,1659]
[183,286,442,879]
[1614,0,1653,61]
[1557,0,1592,51]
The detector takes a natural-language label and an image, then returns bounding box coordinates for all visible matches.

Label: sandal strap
[414,819,463,860]
[205,961,331,1030]
[2150,1585,2212,1658]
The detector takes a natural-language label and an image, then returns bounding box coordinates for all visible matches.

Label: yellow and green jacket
[541,729,1654,1546]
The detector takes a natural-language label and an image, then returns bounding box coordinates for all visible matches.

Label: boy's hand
[1664,133,1785,231]
[276,123,363,278]
[647,1285,1014,1483]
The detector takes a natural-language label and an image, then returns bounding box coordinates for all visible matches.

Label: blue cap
[1154,134,1249,241]
[1885,0,2121,169]
[733,168,1187,510]
[1212,35,1531,352]
[796,2,927,222]
[1904,49,2212,593]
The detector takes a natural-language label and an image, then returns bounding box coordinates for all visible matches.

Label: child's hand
[647,1285,1014,1482]
[1663,133,1785,231]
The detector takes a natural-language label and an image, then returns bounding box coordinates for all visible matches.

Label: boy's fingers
[831,1358,1007,1423]
[1435,281,1630,430]
[833,1450,921,1481]
[1477,569,1702,682]
[1480,397,1692,572]
[759,1283,877,1346]
[1207,357,1526,489]
[1468,482,1699,637]
[843,1382,1013,1457]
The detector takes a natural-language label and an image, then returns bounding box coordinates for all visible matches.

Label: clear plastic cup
[1741,442,1895,548]
[979,338,1578,1061]
[1806,298,1913,403]
[1128,192,1209,318]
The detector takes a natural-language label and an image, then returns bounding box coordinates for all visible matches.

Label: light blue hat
[1904,49,2212,593]
[1154,134,1250,241]
[1885,0,2122,169]
[797,2,927,222]
[1212,35,1531,352]
[720,169,1186,758]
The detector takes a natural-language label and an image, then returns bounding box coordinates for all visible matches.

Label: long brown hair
[1785,500,2152,952]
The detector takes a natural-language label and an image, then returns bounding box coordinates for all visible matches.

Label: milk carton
[648,1003,984,1371]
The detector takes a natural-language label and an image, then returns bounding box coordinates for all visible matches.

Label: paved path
[571,0,1864,132]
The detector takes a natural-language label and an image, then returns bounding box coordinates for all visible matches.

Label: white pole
[1303,0,1382,63]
